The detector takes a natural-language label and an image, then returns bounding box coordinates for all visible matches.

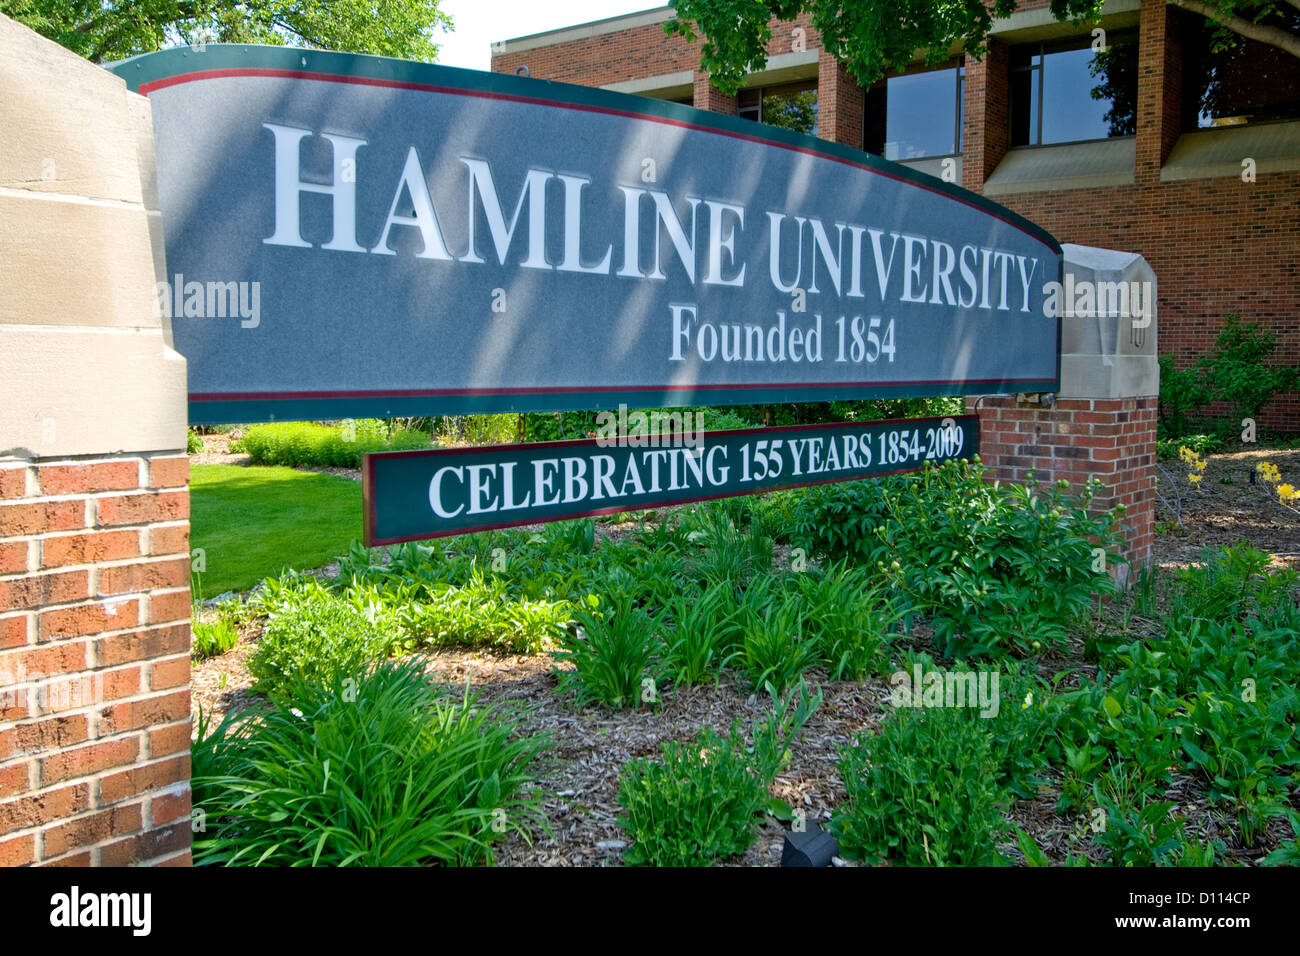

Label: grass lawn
[190,464,362,596]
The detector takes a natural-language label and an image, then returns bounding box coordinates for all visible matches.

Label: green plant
[186,429,203,454]
[433,413,519,446]
[552,595,662,709]
[797,460,1123,659]
[1261,811,1300,866]
[401,570,572,654]
[1167,543,1274,626]
[796,562,899,680]
[986,665,1062,799]
[617,681,820,866]
[192,607,239,659]
[1091,793,1188,867]
[247,577,399,700]
[746,490,799,542]
[736,587,819,694]
[1157,355,1212,439]
[191,659,549,866]
[1197,314,1299,428]
[686,504,774,591]
[659,585,741,687]
[832,704,1010,866]
[236,420,429,468]
[1155,433,1222,461]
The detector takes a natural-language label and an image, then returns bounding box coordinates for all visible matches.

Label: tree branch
[1168,0,1300,60]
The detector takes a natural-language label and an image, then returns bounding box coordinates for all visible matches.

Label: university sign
[112,46,1061,426]
[363,416,978,545]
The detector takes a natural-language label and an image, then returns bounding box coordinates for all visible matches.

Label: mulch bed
[188,441,1300,866]
[1151,444,1300,569]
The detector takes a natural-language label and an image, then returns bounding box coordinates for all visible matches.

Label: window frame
[862,60,965,162]
[737,80,819,131]
[1010,30,1139,148]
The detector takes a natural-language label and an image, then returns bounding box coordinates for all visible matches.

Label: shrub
[247,578,399,700]
[434,414,519,446]
[1155,433,1222,461]
[1157,355,1212,439]
[1197,314,1299,427]
[552,595,662,709]
[745,489,800,542]
[1166,543,1280,627]
[191,659,549,866]
[795,459,1123,659]
[1091,795,1198,867]
[617,681,820,866]
[236,420,428,468]
[186,429,203,454]
[832,704,1010,866]
[401,571,572,654]
[1159,316,1299,439]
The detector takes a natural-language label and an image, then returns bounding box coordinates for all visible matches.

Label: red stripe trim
[189,380,1045,402]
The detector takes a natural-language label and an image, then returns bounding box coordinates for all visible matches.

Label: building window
[863,63,964,160]
[1181,9,1300,128]
[1010,32,1138,146]
[738,81,819,134]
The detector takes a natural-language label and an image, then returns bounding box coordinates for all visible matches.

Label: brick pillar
[816,50,864,146]
[693,72,738,114]
[962,39,1009,193]
[0,458,193,866]
[1136,0,1182,187]
[0,14,191,867]
[966,246,1160,575]
[965,396,1157,570]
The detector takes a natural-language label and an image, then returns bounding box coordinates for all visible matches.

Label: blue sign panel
[113,46,1060,425]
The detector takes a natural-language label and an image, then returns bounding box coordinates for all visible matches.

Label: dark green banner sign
[363,415,977,545]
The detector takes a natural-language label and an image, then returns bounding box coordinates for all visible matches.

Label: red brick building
[492,0,1300,429]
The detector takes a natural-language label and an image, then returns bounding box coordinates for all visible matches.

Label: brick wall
[491,12,822,88]
[0,455,191,866]
[817,50,864,145]
[693,72,737,114]
[962,39,1010,190]
[967,396,1158,568]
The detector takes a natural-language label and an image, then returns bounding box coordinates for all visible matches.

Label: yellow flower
[1278,483,1298,504]
[1189,473,1202,486]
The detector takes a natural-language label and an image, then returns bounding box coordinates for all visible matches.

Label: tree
[761,88,819,133]
[0,0,452,63]
[666,0,1300,94]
